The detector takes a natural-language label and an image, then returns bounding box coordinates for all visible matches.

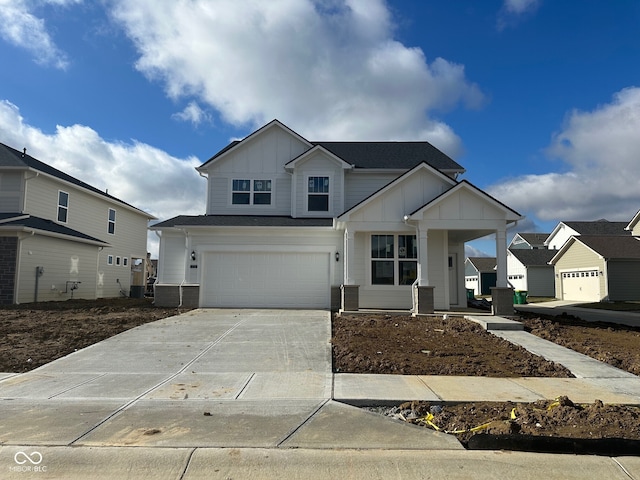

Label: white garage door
[560,269,600,302]
[201,251,330,308]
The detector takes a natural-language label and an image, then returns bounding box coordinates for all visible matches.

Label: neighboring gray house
[507,248,557,297]
[151,120,521,312]
[464,257,497,296]
[509,232,549,250]
[549,235,640,302]
[0,142,155,304]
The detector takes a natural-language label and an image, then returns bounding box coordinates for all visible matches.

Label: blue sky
[1,0,639,257]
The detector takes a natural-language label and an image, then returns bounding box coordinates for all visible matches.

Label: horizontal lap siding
[17,236,99,303]
[526,267,556,297]
[344,173,399,211]
[0,172,23,212]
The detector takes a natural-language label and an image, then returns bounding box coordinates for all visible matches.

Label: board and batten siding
[17,235,99,303]
[554,241,606,299]
[606,260,640,301]
[158,233,187,284]
[506,253,527,291]
[292,152,345,217]
[203,125,308,215]
[0,171,24,212]
[356,229,448,310]
[343,172,400,211]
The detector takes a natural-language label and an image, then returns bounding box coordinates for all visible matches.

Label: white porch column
[417,228,429,285]
[344,229,355,284]
[495,227,507,287]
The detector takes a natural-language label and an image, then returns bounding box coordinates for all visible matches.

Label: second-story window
[232,179,272,205]
[307,176,329,212]
[57,191,69,223]
[108,208,116,234]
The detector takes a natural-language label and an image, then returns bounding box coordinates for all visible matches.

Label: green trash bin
[466,288,475,300]
[520,290,528,304]
[513,291,522,304]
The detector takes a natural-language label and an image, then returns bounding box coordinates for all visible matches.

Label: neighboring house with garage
[509,232,549,250]
[506,248,557,297]
[549,235,640,302]
[545,220,630,250]
[0,142,155,304]
[151,120,521,312]
[464,257,497,296]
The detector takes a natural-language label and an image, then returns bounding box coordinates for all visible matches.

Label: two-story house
[0,143,155,304]
[151,120,521,313]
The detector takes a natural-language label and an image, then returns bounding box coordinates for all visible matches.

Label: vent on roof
[22,147,26,157]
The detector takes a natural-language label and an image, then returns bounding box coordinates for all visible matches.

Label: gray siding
[526,266,556,297]
[607,260,640,301]
[344,172,398,211]
[0,172,23,212]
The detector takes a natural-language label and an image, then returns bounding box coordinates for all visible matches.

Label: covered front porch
[338,181,522,316]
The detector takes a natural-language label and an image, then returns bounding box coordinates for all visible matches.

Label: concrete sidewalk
[516,300,640,327]
[1,308,640,479]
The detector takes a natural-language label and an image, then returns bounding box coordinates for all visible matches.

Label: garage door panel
[202,252,330,308]
[561,269,600,302]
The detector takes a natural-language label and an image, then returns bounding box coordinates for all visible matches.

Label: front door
[448,254,458,305]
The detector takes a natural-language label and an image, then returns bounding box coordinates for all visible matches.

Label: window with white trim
[232,179,272,205]
[371,234,417,285]
[107,255,114,265]
[108,208,116,234]
[57,191,69,223]
[307,176,329,212]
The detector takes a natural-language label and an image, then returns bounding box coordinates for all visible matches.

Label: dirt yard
[333,311,640,449]
[1,300,639,449]
[0,298,191,373]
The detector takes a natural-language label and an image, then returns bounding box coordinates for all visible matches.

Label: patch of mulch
[0,298,191,373]
[332,314,572,377]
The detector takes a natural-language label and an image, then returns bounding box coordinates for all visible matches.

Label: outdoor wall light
[335,251,340,262]
[191,250,196,261]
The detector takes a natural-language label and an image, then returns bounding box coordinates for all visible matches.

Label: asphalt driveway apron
[0,309,460,450]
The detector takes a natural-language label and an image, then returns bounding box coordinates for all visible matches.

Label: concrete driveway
[0,309,457,451]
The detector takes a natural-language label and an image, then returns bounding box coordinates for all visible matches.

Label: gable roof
[466,257,496,272]
[562,220,629,236]
[0,213,110,246]
[196,119,465,174]
[406,179,521,221]
[284,145,353,170]
[626,208,640,231]
[197,119,313,170]
[509,248,557,267]
[550,235,640,264]
[337,161,457,222]
[512,232,550,246]
[0,142,155,218]
[313,141,465,172]
[151,215,334,229]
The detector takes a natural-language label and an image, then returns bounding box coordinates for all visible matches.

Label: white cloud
[172,101,211,126]
[0,0,80,69]
[488,87,640,224]
[108,0,483,157]
[498,0,541,30]
[0,100,205,255]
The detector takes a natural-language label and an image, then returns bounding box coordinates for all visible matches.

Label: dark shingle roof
[151,215,334,229]
[518,233,550,245]
[564,220,629,236]
[0,214,109,245]
[576,235,640,259]
[0,142,153,217]
[509,248,557,266]
[313,141,464,171]
[466,257,496,271]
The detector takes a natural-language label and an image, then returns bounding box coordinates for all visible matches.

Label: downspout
[179,229,191,308]
[198,170,209,215]
[153,230,162,303]
[404,215,420,313]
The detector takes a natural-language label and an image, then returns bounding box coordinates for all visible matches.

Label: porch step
[465,315,525,331]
